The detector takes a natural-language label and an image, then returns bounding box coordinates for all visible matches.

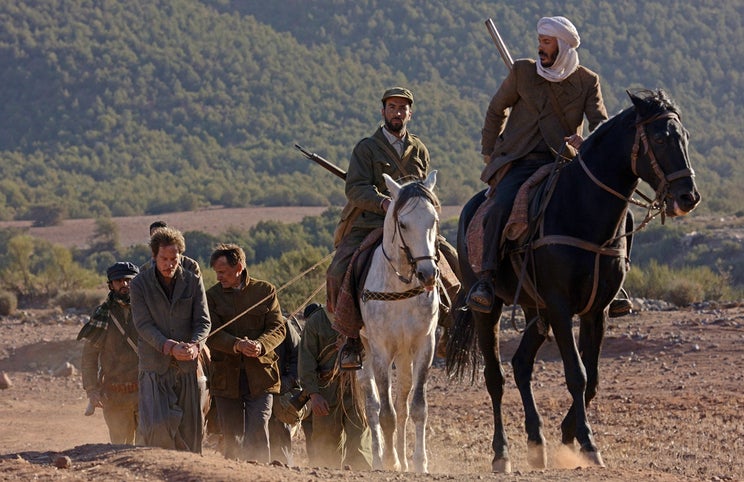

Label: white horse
[358,170,441,473]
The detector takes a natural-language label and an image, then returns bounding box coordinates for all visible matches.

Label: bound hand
[172,342,199,361]
[236,339,262,358]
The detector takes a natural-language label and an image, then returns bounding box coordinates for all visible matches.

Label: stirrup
[339,338,363,371]
[466,279,494,313]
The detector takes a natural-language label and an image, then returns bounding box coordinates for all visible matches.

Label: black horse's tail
[445,189,487,383]
[444,290,480,382]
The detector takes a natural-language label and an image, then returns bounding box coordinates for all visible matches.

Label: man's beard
[539,49,558,67]
[112,290,131,304]
[385,118,403,133]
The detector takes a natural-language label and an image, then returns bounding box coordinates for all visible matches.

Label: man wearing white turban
[468,16,632,317]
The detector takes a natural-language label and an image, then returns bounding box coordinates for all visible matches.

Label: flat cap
[106,261,139,281]
[381,87,414,105]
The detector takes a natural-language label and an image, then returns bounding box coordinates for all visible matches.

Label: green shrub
[0,290,18,316]
[54,289,107,312]
[664,279,704,307]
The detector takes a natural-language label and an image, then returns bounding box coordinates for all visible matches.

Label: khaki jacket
[480,59,608,184]
[130,266,211,375]
[206,275,286,399]
[334,126,429,245]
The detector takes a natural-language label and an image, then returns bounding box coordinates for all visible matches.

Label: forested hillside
[0,0,741,221]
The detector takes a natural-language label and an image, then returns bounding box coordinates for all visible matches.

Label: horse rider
[78,261,141,445]
[466,15,633,317]
[326,86,460,370]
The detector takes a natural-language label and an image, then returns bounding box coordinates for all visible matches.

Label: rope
[208,251,334,339]
[289,280,326,320]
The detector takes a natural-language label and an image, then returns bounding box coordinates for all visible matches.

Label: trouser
[268,415,292,464]
[326,227,373,313]
[310,385,372,470]
[102,391,139,445]
[138,365,205,454]
[482,158,552,272]
[214,371,272,463]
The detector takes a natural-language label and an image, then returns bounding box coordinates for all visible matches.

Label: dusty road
[1,303,742,481]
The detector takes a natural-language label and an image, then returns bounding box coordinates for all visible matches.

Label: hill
[0,0,742,221]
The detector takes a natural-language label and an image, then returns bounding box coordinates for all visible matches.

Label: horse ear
[383,173,401,199]
[423,170,437,191]
[627,89,643,110]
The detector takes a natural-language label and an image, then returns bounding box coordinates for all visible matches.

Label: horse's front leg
[549,310,601,464]
[357,345,384,470]
[474,303,510,473]
[559,311,605,466]
[393,351,413,473]
[408,329,435,473]
[511,307,548,468]
[371,354,400,471]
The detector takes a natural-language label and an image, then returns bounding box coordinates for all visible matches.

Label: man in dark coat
[130,227,211,453]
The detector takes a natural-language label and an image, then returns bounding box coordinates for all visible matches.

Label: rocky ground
[1,302,742,481]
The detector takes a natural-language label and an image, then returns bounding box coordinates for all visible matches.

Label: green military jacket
[78,293,139,395]
[206,273,286,399]
[297,306,339,396]
[342,126,430,233]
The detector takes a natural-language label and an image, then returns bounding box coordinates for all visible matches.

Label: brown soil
[1,304,742,481]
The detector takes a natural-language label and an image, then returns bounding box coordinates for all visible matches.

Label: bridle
[381,195,440,284]
[577,108,694,231]
[362,188,440,302]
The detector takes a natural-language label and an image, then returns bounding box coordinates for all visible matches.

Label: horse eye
[398,221,407,230]
[652,130,668,144]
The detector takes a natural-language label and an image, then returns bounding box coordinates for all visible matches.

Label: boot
[466,271,495,313]
[338,336,363,371]
[609,288,633,318]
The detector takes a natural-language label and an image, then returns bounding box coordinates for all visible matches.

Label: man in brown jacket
[206,243,286,462]
[468,16,630,316]
[78,261,140,444]
[130,227,211,453]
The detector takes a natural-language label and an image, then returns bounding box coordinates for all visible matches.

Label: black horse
[447,90,701,472]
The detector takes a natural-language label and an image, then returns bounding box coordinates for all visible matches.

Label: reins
[363,185,441,302]
[512,107,692,323]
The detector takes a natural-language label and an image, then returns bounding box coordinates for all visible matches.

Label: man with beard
[325,87,459,370]
[78,261,141,444]
[466,16,633,318]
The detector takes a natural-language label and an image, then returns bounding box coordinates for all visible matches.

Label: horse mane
[581,89,680,152]
[392,179,441,219]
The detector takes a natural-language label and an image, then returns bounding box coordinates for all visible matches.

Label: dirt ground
[1,303,742,481]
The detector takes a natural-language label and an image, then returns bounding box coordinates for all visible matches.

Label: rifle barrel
[295,144,347,180]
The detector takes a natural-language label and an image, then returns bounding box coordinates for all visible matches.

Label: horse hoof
[582,449,605,467]
[491,457,511,473]
[527,440,547,468]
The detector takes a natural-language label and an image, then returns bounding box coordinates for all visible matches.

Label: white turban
[536,16,581,82]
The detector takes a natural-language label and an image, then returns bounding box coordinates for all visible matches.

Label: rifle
[295,144,346,181]
[485,18,514,71]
